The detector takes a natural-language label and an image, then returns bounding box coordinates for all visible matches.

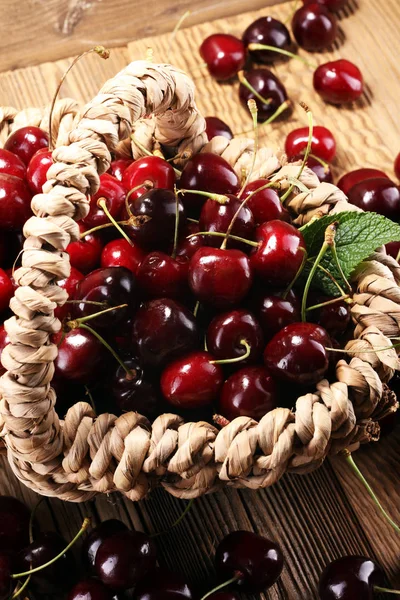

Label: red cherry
[0,174,32,230]
[108,158,132,181]
[82,173,126,229]
[242,180,291,225]
[133,568,195,600]
[0,148,26,179]
[314,60,363,104]
[101,238,145,274]
[161,350,223,408]
[189,247,253,309]
[206,309,264,363]
[26,148,53,195]
[176,221,204,261]
[309,295,351,336]
[318,556,384,600]
[111,356,161,419]
[0,269,14,314]
[54,328,107,384]
[385,241,400,260]
[137,251,189,300]
[303,0,348,10]
[292,3,337,51]
[347,177,400,219]
[285,126,336,162]
[82,520,128,573]
[54,266,84,322]
[199,34,246,81]
[219,366,278,421]
[250,220,306,286]
[238,68,289,123]
[291,155,333,184]
[199,194,255,250]
[242,16,292,63]
[0,325,10,377]
[121,156,175,197]
[251,289,301,341]
[68,578,113,600]
[205,116,233,140]
[394,152,400,181]
[337,168,389,195]
[67,223,104,274]
[4,126,49,165]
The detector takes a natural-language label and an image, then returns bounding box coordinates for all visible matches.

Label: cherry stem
[330,240,353,293]
[343,451,400,535]
[395,248,400,264]
[67,303,128,327]
[80,221,116,238]
[374,587,400,595]
[286,176,310,194]
[282,247,308,299]
[28,498,44,544]
[12,518,91,578]
[187,230,259,248]
[281,102,313,203]
[193,301,200,318]
[311,261,347,297]
[10,575,31,600]
[171,188,180,260]
[167,10,191,62]
[65,300,106,306]
[200,574,241,600]
[48,47,109,151]
[85,385,97,415]
[130,135,154,158]
[187,217,199,224]
[151,498,195,538]
[76,323,132,377]
[98,199,134,247]
[125,182,153,218]
[248,43,317,69]
[302,151,330,172]
[178,189,229,204]
[238,99,259,199]
[261,99,292,126]
[306,295,351,312]
[211,339,251,365]
[238,71,272,105]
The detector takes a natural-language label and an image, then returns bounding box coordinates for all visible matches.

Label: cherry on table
[206,309,264,364]
[132,567,195,599]
[26,148,53,194]
[101,238,145,275]
[0,173,32,230]
[318,556,385,599]
[205,116,233,141]
[109,158,132,181]
[54,328,107,384]
[239,68,289,123]
[243,16,292,63]
[242,179,291,224]
[82,519,128,573]
[111,356,161,419]
[0,148,26,179]
[122,155,175,197]
[67,222,104,274]
[4,126,49,165]
[285,126,336,162]
[347,177,400,220]
[314,59,363,105]
[250,288,301,341]
[199,194,255,250]
[68,578,114,600]
[337,168,389,196]
[0,496,30,556]
[219,366,278,421]
[292,3,337,51]
[199,33,246,81]
[82,173,126,229]
[136,251,190,300]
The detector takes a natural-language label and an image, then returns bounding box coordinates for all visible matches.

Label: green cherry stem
[311,261,348,298]
[193,301,200,318]
[85,385,97,415]
[171,188,181,260]
[238,71,272,105]
[282,247,308,299]
[151,499,195,538]
[12,519,91,579]
[329,240,353,293]
[77,323,132,377]
[80,221,116,238]
[28,498,45,544]
[343,450,400,535]
[286,176,310,194]
[67,303,128,327]
[238,99,259,198]
[10,575,31,600]
[260,99,292,126]
[167,10,191,61]
[248,43,317,68]
[306,294,352,312]
[200,575,241,600]
[187,230,259,248]
[210,339,251,364]
[374,587,400,595]
[178,189,229,204]
[98,198,133,247]
[281,102,313,204]
[303,151,330,172]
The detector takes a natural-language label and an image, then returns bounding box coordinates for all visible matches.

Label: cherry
[318,556,384,600]
[0,173,32,230]
[242,180,290,225]
[219,366,278,421]
[161,350,223,408]
[0,231,24,269]
[132,298,199,368]
[385,241,400,260]
[250,289,301,341]
[54,266,84,322]
[215,530,284,593]
[54,328,107,384]
[189,247,252,309]
[111,356,161,418]
[67,223,103,274]
[250,220,306,286]
[121,155,175,197]
[285,126,336,162]
[314,60,363,105]
[137,251,189,300]
[0,325,10,377]
[82,519,128,573]
[133,567,195,599]
[292,3,337,51]
[303,0,348,11]
[291,154,333,184]
[0,554,12,600]
[205,116,233,141]
[395,152,400,180]
[264,322,331,385]
[337,168,389,196]
[243,16,292,63]
[4,126,49,165]
[68,578,114,600]
[101,238,145,274]
[309,295,351,336]
[206,309,264,363]
[176,221,204,261]
[26,148,53,194]
[0,269,14,314]
[109,158,132,181]
[238,68,289,123]
[0,148,26,179]
[179,153,240,216]
[199,194,255,250]
[347,177,400,219]
[0,496,30,555]
[95,530,156,591]
[82,173,126,229]
[199,34,246,81]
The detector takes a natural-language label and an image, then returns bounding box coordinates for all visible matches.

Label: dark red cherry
[285,126,336,162]
[0,269,14,314]
[347,177,400,219]
[179,153,240,216]
[101,238,145,274]
[82,173,126,229]
[68,578,114,600]
[239,68,289,123]
[292,3,337,51]
[161,350,223,408]
[4,126,49,165]
[242,180,291,225]
[189,247,252,309]
[122,156,175,197]
[219,366,278,421]
[206,310,264,363]
[82,520,128,573]
[0,173,32,230]
[95,530,156,591]
[200,34,246,81]
[54,266,84,322]
[54,328,107,384]
[314,60,363,105]
[251,289,301,341]
[0,554,12,599]
[215,530,284,593]
[318,556,384,600]
[309,296,351,336]
[337,168,389,195]
[132,298,199,368]
[250,220,306,286]
[293,155,333,184]
[303,0,348,11]
[0,496,30,555]
[205,116,233,141]
[67,223,103,274]
[137,251,189,300]
[26,148,52,194]
[109,158,132,181]
[242,16,292,63]
[199,194,255,250]
[385,241,400,260]
[0,148,26,179]
[0,325,10,377]
[111,356,161,419]
[133,567,195,599]
[264,322,331,385]
[176,221,204,261]
[395,153,400,180]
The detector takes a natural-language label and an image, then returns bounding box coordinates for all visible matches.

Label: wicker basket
[0,60,398,503]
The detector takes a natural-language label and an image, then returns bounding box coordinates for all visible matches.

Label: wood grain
[0,0,399,598]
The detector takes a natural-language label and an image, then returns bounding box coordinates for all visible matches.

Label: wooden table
[0,0,399,598]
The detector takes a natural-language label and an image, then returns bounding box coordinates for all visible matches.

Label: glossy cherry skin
[395,152,400,180]
[0,496,30,555]
[122,156,175,196]
[189,248,253,309]
[137,251,189,300]
[0,148,26,179]
[83,173,126,229]
[53,266,84,322]
[205,116,233,141]
[4,126,49,165]
[318,556,384,600]
[0,173,32,230]
[200,34,246,81]
[133,568,195,599]
[250,221,306,286]
[314,60,363,105]
[82,519,128,573]
[68,578,114,600]
[309,296,351,336]
[215,530,284,593]
[347,177,400,219]
[0,269,14,314]
[292,3,337,51]
[95,530,156,591]
[251,289,301,341]
[67,223,103,274]
[132,298,199,368]
[337,168,389,196]
[101,238,145,275]
[0,325,10,377]
[242,180,290,225]
[109,158,132,181]
[179,153,240,216]
[26,148,52,194]
[176,221,204,261]
[285,126,336,162]
[161,350,223,408]
[303,0,348,11]
[207,310,264,363]
[385,240,400,260]
[111,356,161,419]
[242,16,292,63]
[54,328,107,384]
[199,194,255,250]
[239,68,289,123]
[264,322,331,385]
[219,366,278,421]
